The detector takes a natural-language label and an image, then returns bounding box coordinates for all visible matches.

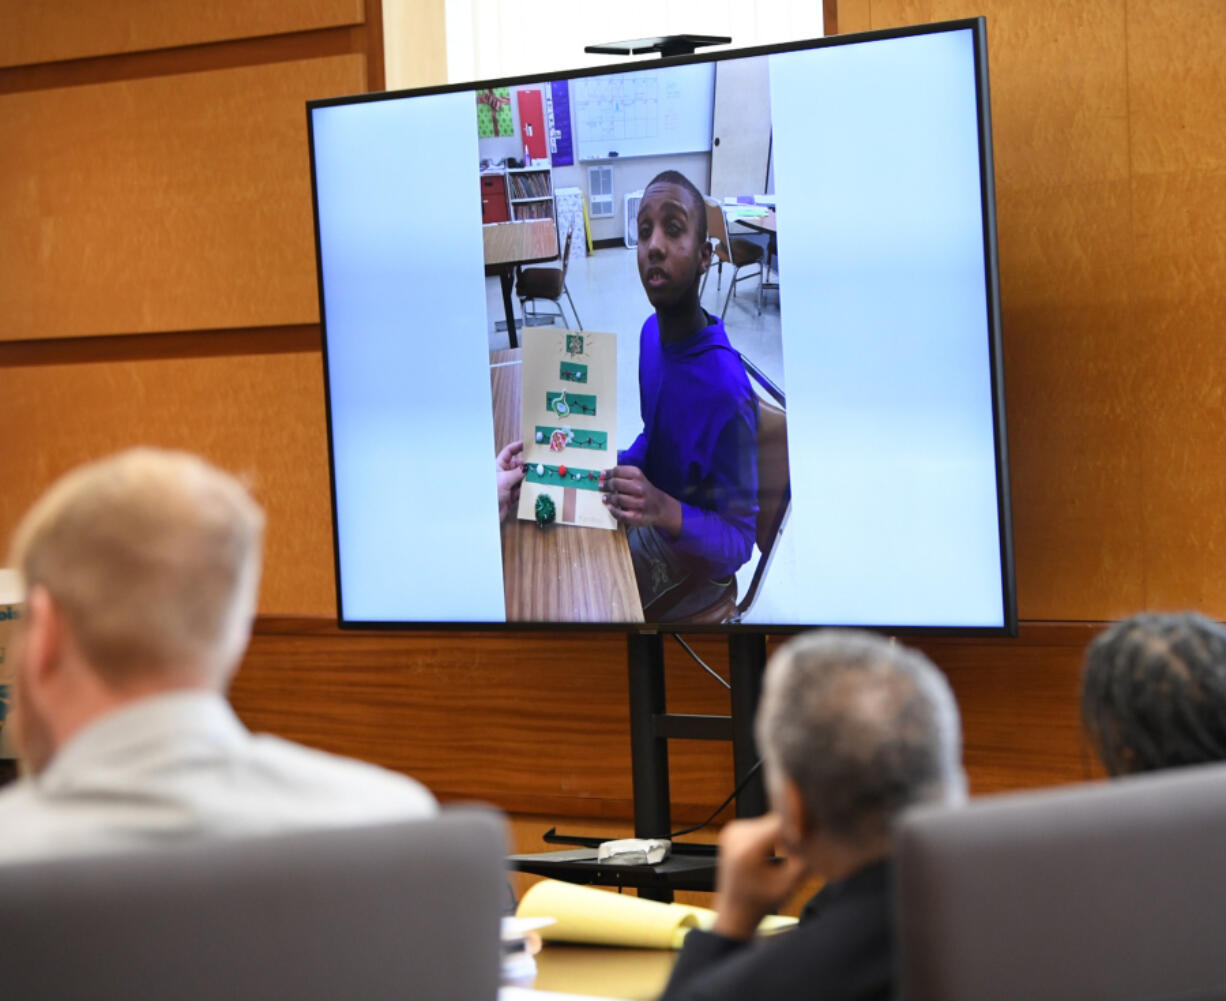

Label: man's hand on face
[599,465,683,538]
[710,812,810,942]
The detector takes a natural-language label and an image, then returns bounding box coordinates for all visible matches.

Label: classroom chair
[675,355,789,626]
[700,197,764,319]
[516,219,583,330]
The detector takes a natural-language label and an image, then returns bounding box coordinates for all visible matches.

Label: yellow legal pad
[517,879,797,950]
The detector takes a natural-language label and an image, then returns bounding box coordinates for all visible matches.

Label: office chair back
[896,763,1226,1001]
[0,808,506,1001]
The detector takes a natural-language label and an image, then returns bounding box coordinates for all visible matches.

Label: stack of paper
[517,880,796,950]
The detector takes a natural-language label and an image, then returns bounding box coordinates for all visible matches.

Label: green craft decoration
[526,463,602,492]
[534,493,557,528]
[535,426,607,451]
[476,88,513,138]
[559,361,588,383]
[546,391,597,417]
[566,334,584,356]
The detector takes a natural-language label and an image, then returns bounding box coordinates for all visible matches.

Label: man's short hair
[8,448,264,688]
[645,170,708,244]
[755,630,965,843]
[1082,611,1226,776]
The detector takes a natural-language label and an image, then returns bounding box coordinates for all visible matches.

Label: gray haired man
[660,629,965,1001]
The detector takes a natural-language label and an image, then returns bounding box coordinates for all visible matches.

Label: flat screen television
[307,17,1015,633]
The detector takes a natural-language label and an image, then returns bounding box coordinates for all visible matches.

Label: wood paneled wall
[831,1,1226,619]
[2,2,1219,833]
[0,1,386,613]
[230,620,1100,823]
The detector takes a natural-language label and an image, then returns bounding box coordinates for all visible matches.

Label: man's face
[636,181,710,310]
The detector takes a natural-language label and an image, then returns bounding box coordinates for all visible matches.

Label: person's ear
[698,235,712,275]
[778,776,811,852]
[19,585,63,693]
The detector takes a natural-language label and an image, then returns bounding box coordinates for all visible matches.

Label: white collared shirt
[0,690,436,865]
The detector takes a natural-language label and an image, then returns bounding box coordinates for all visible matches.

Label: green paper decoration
[546,391,597,417]
[526,463,602,492]
[534,493,557,528]
[560,361,588,383]
[566,334,584,356]
[535,425,607,451]
[476,88,513,139]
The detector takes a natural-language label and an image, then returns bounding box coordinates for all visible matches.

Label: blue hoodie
[619,312,759,578]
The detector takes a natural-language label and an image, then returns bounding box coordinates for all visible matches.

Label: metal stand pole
[729,633,768,818]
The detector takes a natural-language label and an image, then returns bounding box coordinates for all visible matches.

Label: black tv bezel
[306,16,1018,638]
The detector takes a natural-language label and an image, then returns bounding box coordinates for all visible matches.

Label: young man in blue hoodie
[600,171,759,620]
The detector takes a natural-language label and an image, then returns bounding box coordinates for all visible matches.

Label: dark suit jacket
[658,860,893,1001]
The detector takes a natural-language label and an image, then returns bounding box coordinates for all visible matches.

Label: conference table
[484,220,559,349]
[489,348,644,622]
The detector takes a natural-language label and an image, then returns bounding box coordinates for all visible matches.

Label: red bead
[558,465,568,476]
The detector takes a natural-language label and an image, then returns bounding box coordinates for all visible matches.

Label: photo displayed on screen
[309,20,1015,631]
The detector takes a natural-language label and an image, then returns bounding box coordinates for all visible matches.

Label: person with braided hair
[1082,611,1226,776]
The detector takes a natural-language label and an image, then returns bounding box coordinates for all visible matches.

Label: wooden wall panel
[1127,2,1226,612]
[0,0,364,69]
[230,626,741,821]
[0,334,337,617]
[229,622,1097,823]
[382,0,447,91]
[0,54,364,343]
[832,1,1154,621]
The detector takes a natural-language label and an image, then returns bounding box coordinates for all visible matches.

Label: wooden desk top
[490,349,644,623]
[532,943,677,1001]
[484,220,559,268]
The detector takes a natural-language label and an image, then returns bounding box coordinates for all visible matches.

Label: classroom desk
[490,348,644,622]
[730,209,778,311]
[532,943,678,1001]
[485,220,559,350]
[731,209,776,236]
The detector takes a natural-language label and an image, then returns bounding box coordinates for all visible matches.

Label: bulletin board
[572,63,715,161]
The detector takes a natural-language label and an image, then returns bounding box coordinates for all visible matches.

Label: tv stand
[508,631,768,902]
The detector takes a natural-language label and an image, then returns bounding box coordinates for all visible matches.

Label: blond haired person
[0,448,433,864]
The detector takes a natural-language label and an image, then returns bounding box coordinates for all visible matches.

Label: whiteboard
[573,64,715,161]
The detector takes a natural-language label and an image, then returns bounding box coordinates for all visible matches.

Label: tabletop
[490,348,644,623]
[484,220,559,268]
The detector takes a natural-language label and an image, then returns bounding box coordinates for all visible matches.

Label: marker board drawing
[573,64,715,161]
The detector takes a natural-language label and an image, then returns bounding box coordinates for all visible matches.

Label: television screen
[307,18,1015,632]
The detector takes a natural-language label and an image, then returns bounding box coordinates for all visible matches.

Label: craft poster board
[572,63,715,161]
[517,328,617,530]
